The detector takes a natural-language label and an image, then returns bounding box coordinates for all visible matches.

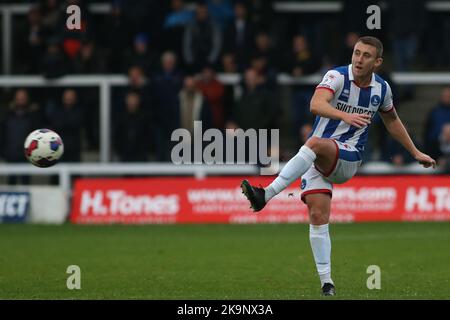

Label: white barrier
[0,162,442,197]
[0,186,68,224]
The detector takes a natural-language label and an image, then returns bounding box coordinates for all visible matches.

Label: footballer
[241,36,436,296]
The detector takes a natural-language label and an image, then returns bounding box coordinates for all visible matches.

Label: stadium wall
[0,186,67,224]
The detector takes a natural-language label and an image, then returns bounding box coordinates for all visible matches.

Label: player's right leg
[304,193,336,296]
[241,137,338,212]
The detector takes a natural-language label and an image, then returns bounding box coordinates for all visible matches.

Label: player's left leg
[304,192,335,296]
[241,137,337,212]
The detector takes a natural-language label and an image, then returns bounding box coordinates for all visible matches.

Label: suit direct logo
[0,192,30,222]
[371,95,381,106]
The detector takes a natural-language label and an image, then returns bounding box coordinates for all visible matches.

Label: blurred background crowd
[0,0,449,179]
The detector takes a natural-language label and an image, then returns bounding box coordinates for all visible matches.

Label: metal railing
[0,163,260,195]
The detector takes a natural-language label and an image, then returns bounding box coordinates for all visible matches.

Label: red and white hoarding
[70,176,450,224]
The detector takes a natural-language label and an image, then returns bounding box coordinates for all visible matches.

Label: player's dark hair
[357,36,383,58]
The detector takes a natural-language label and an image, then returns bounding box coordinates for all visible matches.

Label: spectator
[285,35,321,143]
[0,89,40,185]
[116,0,151,40]
[370,68,399,162]
[252,31,280,73]
[183,3,222,72]
[162,0,195,61]
[424,86,450,160]
[123,33,160,75]
[164,0,195,29]
[221,52,238,74]
[244,0,274,32]
[196,66,226,129]
[39,0,61,36]
[300,123,313,145]
[220,53,240,123]
[104,0,129,73]
[434,7,450,68]
[336,32,360,66]
[248,54,276,90]
[114,92,151,162]
[47,89,83,162]
[120,0,168,49]
[438,124,450,172]
[112,63,154,160]
[284,34,321,76]
[124,65,153,110]
[381,135,416,166]
[151,52,184,161]
[179,75,213,133]
[227,68,276,130]
[15,5,47,74]
[226,68,276,164]
[389,0,426,101]
[176,75,213,162]
[72,39,106,149]
[206,0,234,31]
[223,1,255,71]
[112,66,153,139]
[40,37,69,78]
[73,40,107,74]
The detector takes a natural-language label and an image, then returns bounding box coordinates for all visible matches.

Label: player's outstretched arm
[379,109,436,168]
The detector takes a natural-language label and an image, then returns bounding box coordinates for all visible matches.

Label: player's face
[351,42,382,78]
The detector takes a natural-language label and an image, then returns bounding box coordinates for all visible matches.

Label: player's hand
[414,151,436,169]
[342,113,371,128]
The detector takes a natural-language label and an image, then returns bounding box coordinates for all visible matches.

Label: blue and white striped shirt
[310,64,394,152]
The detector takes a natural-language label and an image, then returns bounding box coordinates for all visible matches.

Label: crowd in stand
[1,0,450,178]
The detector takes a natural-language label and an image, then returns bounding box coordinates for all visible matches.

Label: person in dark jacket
[223,1,255,71]
[227,67,276,131]
[40,38,68,78]
[114,92,152,162]
[151,51,184,161]
[183,3,222,72]
[179,75,213,133]
[47,89,83,162]
[122,33,160,75]
[424,86,450,160]
[284,35,321,145]
[0,89,41,185]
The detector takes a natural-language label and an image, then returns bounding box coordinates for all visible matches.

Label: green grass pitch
[0,222,449,299]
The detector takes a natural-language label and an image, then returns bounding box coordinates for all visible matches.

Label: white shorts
[300,139,362,203]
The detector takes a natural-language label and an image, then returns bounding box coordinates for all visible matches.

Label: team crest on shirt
[342,89,350,98]
[371,95,381,106]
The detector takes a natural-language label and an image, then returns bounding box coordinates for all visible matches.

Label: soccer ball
[24,129,64,168]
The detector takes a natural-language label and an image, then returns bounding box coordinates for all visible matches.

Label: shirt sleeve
[316,70,343,95]
[379,81,394,113]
